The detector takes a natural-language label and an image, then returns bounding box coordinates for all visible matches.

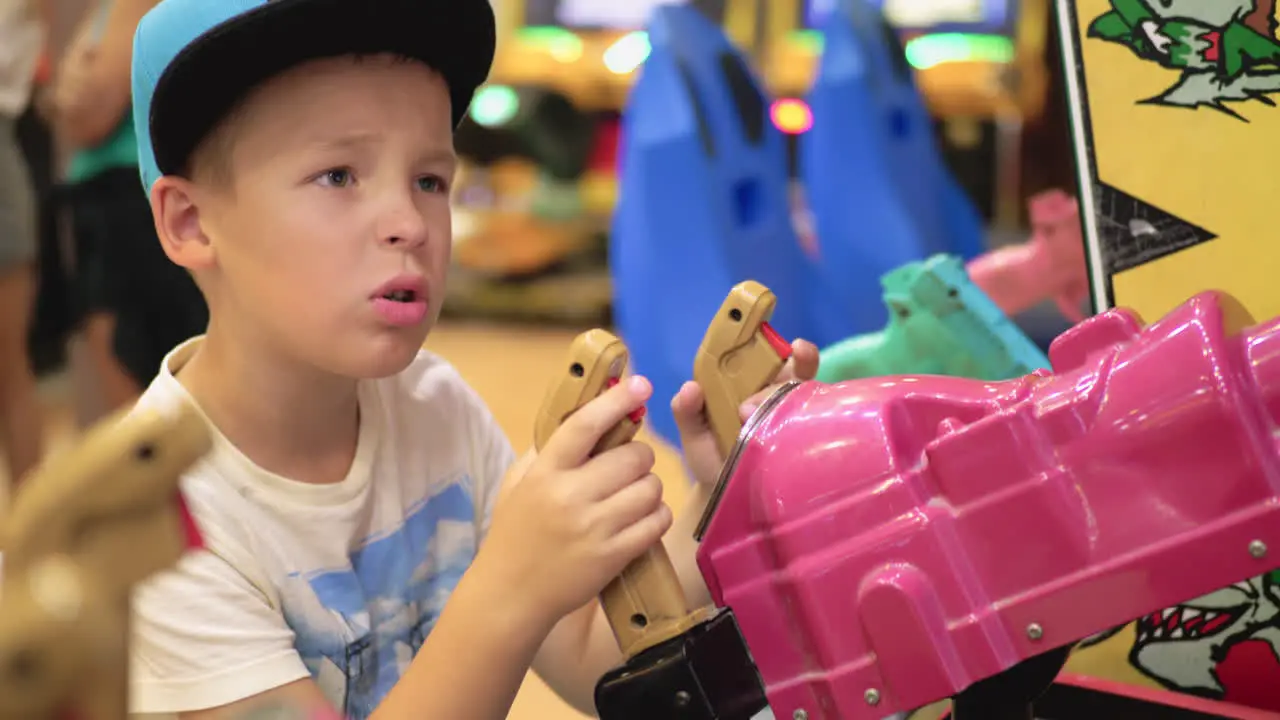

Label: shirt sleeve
[130,546,311,714]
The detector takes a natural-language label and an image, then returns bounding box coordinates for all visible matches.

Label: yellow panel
[1056,2,1280,710]
[1062,0,1280,322]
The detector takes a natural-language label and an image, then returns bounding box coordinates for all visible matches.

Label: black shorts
[66,167,208,385]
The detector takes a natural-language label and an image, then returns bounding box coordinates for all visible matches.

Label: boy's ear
[150,176,217,271]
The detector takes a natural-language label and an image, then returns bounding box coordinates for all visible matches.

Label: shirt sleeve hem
[130,651,312,714]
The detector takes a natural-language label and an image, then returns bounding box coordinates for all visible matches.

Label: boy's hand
[673,339,820,488]
[482,376,672,626]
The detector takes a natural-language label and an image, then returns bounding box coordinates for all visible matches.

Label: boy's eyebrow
[311,131,384,151]
[308,132,458,166]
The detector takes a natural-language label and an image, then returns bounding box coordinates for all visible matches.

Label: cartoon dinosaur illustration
[1078,571,1280,711]
[1089,0,1280,118]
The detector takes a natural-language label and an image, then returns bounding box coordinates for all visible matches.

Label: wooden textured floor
[5,320,692,720]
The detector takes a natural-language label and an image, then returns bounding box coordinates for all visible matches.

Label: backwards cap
[131,0,496,191]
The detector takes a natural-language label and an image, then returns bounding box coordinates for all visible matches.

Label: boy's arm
[532,484,714,714]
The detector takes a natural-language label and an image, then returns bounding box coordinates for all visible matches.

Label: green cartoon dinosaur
[1089,0,1280,117]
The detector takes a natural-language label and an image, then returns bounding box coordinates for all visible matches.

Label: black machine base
[594,610,768,720]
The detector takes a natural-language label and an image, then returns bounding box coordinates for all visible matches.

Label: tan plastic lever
[693,280,793,457]
[534,329,707,658]
[0,403,212,720]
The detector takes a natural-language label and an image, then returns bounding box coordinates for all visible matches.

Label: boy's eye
[318,168,352,187]
[417,175,448,193]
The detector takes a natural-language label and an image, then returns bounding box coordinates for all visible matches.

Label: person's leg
[84,312,142,407]
[0,264,42,483]
[0,117,43,485]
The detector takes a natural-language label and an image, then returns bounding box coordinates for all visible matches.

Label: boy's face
[187,55,457,379]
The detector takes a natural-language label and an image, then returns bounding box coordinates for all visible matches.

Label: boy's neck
[177,329,362,485]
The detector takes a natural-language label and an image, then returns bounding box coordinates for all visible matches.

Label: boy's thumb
[670,382,708,438]
[540,375,651,468]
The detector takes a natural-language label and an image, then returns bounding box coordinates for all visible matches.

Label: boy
[125,0,818,718]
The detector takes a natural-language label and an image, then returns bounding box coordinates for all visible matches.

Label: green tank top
[65,0,138,183]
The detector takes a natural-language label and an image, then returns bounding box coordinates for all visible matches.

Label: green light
[518,25,585,61]
[791,29,824,53]
[789,30,1013,71]
[470,85,519,127]
[903,33,1014,69]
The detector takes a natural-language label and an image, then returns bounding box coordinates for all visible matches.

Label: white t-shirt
[128,338,516,719]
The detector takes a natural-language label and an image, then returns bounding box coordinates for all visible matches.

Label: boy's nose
[378,203,430,249]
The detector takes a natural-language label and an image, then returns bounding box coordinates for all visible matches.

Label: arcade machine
[763,0,1052,228]
[445,0,758,323]
[1053,0,1280,711]
[552,276,1280,720]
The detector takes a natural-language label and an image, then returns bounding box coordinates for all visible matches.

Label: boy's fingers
[790,339,821,381]
[541,375,652,468]
[596,474,666,537]
[775,339,820,383]
[739,389,771,422]
[670,381,708,438]
[671,381,726,485]
[739,340,820,421]
[577,441,657,499]
[605,502,673,563]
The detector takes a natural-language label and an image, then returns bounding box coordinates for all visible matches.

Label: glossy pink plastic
[967,190,1087,321]
[695,291,1280,720]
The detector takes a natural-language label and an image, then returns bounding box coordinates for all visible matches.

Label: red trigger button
[606,376,643,423]
[759,322,792,360]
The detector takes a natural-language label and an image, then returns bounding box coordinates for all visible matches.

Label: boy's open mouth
[382,290,419,302]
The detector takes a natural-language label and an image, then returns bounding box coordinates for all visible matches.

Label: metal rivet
[1026,623,1044,640]
[793,710,809,720]
[674,690,691,707]
[1250,540,1267,558]
[864,688,881,706]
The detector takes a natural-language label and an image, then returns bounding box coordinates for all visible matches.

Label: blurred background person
[45,0,207,420]
[0,0,48,486]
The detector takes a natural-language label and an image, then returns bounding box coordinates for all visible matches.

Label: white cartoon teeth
[1137,607,1231,644]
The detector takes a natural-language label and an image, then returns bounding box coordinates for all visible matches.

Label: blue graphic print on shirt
[280,476,478,718]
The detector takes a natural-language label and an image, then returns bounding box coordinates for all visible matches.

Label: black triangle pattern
[1093,182,1218,276]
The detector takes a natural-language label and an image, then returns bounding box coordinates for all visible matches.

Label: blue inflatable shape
[611,4,855,447]
[802,2,986,337]
[833,0,985,261]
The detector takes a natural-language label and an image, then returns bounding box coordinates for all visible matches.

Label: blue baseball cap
[131,0,496,191]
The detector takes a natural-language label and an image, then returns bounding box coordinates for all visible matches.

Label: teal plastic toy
[817,255,1050,382]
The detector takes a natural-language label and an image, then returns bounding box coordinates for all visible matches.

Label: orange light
[771,98,813,135]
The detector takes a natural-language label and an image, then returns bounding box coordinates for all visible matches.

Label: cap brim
[149,0,495,178]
